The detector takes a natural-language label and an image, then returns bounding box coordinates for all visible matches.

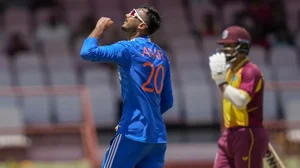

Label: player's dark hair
[140,4,161,35]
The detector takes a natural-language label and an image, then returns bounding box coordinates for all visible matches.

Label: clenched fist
[96,17,114,32]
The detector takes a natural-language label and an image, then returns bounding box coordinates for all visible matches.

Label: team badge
[232,75,237,81]
[222,30,229,39]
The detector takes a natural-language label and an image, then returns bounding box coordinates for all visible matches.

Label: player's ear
[138,22,147,30]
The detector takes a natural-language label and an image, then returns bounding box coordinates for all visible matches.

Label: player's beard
[121,25,138,40]
[121,25,137,33]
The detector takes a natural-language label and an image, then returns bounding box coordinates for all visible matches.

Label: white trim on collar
[130,36,151,42]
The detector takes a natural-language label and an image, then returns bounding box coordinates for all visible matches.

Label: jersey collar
[232,57,249,72]
[130,36,151,42]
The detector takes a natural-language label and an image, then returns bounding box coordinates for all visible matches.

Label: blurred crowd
[1,0,299,65]
[1,0,120,56]
[0,0,299,124]
[190,0,297,50]
[0,0,122,82]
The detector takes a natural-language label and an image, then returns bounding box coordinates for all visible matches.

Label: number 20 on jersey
[142,62,165,94]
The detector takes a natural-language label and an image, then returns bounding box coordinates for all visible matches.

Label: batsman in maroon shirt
[208,26,269,168]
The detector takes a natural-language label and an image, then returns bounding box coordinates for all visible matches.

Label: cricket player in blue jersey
[80,4,173,168]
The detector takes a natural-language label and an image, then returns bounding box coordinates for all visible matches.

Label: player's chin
[121,24,128,32]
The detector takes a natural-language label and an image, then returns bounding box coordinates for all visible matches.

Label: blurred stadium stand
[0,0,300,167]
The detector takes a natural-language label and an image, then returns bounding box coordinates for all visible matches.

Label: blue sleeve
[80,37,130,66]
[160,61,174,114]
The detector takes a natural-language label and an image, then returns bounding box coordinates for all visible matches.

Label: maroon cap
[217,26,251,44]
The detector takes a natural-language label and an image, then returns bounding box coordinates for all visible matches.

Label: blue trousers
[101,133,167,168]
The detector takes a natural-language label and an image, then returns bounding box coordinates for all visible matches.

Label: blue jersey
[80,36,173,143]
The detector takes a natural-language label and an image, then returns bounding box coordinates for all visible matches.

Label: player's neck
[230,57,248,72]
[127,32,147,40]
[127,32,139,40]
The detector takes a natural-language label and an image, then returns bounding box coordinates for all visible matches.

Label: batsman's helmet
[217,26,251,63]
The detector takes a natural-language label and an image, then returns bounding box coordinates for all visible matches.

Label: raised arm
[80,38,130,65]
[80,17,130,66]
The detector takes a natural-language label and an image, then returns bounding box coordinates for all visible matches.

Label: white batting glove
[209,52,228,85]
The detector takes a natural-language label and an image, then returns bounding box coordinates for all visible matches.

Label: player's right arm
[80,17,131,66]
[80,38,130,66]
[209,53,262,109]
[220,67,262,109]
[160,60,173,114]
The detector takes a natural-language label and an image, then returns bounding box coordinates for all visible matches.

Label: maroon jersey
[223,58,264,128]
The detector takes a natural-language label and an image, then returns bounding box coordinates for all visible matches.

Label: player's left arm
[160,61,174,114]
[219,68,262,109]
